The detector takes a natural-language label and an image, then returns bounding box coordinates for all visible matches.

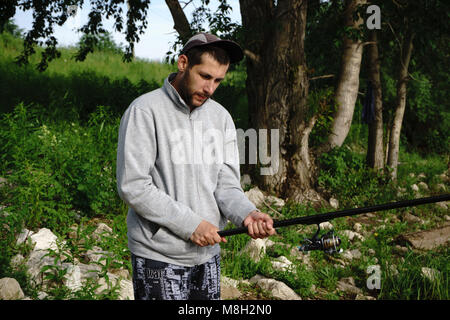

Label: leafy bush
[0,103,122,234]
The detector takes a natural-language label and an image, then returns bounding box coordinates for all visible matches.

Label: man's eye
[201,74,210,79]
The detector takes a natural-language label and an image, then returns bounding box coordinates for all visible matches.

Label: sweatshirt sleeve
[214,116,257,227]
[116,104,203,241]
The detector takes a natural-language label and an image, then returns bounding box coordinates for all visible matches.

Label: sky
[12,0,242,62]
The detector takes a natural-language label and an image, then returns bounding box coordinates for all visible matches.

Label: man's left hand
[243,210,276,239]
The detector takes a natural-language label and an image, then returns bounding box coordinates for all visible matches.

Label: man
[116,33,275,300]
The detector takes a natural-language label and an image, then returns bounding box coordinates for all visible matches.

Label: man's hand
[243,210,276,239]
[190,220,227,247]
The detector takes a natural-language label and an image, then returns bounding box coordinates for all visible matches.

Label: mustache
[195,92,211,99]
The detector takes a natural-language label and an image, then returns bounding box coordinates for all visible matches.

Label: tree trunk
[366,30,384,170]
[240,0,320,203]
[321,0,366,153]
[387,31,414,179]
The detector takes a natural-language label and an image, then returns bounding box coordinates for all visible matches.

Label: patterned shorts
[131,253,221,300]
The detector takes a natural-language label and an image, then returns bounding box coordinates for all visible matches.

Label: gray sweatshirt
[116,73,257,266]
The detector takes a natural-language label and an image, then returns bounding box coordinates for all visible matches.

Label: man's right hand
[190,220,227,247]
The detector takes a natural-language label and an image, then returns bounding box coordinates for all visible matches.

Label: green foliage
[0,32,171,117]
[77,31,123,55]
[317,146,394,208]
[404,72,450,154]
[308,87,336,147]
[379,248,449,300]
[0,103,122,232]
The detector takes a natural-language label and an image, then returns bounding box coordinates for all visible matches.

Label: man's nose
[204,80,214,95]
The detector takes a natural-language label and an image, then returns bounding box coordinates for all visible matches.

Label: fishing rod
[218,194,450,254]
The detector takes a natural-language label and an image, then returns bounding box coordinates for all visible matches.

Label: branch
[309,74,334,81]
[165,0,192,42]
[243,49,261,64]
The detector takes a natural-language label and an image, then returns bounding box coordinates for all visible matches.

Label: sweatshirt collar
[163,73,207,116]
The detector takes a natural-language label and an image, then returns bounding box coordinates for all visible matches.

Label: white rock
[355,294,376,300]
[110,268,131,280]
[411,184,420,192]
[249,275,301,300]
[417,173,426,180]
[266,195,285,208]
[83,246,113,266]
[30,228,59,251]
[388,264,399,277]
[221,276,242,300]
[418,182,429,191]
[350,249,362,259]
[439,173,449,183]
[92,223,113,241]
[37,291,48,300]
[95,273,134,300]
[402,212,423,224]
[10,254,25,269]
[118,279,134,300]
[336,277,362,295]
[221,285,242,300]
[341,250,354,261]
[265,239,276,250]
[63,264,82,291]
[0,277,25,300]
[421,267,440,282]
[244,187,265,208]
[329,198,339,209]
[221,276,240,288]
[240,238,267,262]
[341,230,365,242]
[353,223,363,233]
[16,229,34,246]
[319,221,334,230]
[25,250,56,285]
[77,263,102,282]
[436,202,448,210]
[271,256,293,272]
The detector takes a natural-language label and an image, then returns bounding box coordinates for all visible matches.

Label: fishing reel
[298,224,342,254]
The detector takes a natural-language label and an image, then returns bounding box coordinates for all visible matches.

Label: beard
[178,69,210,110]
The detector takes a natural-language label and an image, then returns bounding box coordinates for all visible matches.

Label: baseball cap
[180,33,244,64]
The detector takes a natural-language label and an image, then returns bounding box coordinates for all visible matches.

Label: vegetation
[0,18,448,300]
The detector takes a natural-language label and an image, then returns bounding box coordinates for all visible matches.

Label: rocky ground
[0,171,448,300]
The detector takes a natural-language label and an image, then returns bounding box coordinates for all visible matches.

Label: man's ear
[177,54,189,72]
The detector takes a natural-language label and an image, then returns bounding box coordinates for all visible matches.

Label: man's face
[178,53,229,109]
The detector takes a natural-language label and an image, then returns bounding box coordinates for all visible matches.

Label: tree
[365,29,384,170]
[237,0,314,202]
[322,0,366,153]
[386,29,414,179]
[381,0,449,179]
